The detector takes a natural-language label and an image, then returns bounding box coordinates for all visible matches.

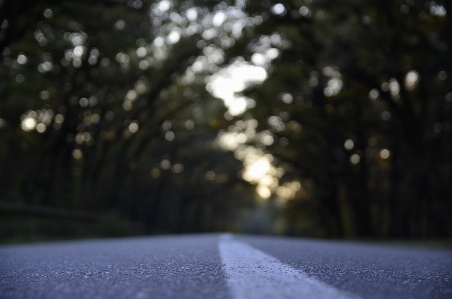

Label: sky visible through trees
[0,0,451,242]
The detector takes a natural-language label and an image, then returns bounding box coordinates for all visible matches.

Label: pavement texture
[0,234,451,299]
[236,235,452,299]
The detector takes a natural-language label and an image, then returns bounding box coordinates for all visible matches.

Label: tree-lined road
[1,234,451,299]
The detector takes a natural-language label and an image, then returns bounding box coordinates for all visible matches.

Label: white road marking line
[218,234,359,299]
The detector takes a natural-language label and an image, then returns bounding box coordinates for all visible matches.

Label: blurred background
[1,0,451,243]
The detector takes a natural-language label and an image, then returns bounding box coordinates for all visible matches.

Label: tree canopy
[1,0,451,241]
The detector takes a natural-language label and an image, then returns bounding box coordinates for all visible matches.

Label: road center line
[218,234,359,299]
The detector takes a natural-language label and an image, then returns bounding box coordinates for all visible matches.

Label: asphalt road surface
[1,234,451,299]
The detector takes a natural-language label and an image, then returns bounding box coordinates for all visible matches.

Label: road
[1,234,451,299]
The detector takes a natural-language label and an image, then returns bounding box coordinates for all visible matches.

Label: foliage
[0,0,254,241]
[223,0,452,238]
[1,0,451,241]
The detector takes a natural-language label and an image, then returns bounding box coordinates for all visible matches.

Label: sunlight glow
[380,149,390,159]
[21,118,37,131]
[276,181,301,202]
[243,158,271,182]
[404,71,419,91]
[350,154,360,164]
[344,139,354,150]
[72,149,83,159]
[207,62,267,116]
[257,185,271,198]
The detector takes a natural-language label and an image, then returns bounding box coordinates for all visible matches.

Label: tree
[221,0,452,238]
[0,0,256,240]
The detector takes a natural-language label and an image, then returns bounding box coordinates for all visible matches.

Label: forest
[1,0,451,242]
